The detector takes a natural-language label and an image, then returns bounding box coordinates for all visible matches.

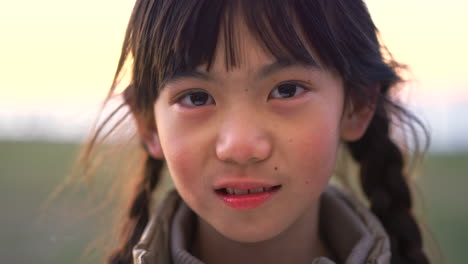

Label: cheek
[289,122,340,185]
[163,143,204,206]
[158,122,210,204]
[167,149,193,181]
[157,112,197,177]
[162,136,197,183]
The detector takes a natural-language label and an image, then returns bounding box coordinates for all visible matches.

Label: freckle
[288,138,292,143]
[244,88,248,92]
[305,180,310,184]
[274,166,278,171]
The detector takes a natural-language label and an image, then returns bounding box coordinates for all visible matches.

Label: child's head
[96,0,428,263]
[150,18,372,244]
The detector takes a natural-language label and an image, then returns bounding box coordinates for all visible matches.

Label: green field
[1,140,467,263]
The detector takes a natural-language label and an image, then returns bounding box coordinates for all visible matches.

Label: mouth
[215,185,282,210]
[216,185,281,195]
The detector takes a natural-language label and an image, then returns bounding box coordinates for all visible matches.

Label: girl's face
[152,24,369,243]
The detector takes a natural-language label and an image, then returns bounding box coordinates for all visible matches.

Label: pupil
[190,92,208,106]
[278,84,297,98]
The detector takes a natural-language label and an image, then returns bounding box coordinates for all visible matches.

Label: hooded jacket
[132,185,391,264]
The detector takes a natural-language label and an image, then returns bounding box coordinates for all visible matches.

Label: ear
[133,111,164,159]
[340,86,379,142]
[141,130,164,159]
[124,86,164,159]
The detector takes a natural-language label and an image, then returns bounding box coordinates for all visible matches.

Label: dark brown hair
[83,0,430,263]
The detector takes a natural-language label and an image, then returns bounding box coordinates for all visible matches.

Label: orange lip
[215,185,281,210]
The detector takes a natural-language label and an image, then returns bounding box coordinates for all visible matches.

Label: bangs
[157,0,340,77]
[183,0,324,72]
[125,0,383,108]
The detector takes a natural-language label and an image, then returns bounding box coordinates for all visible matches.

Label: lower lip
[215,186,281,210]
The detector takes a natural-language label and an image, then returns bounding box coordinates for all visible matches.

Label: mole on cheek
[305,180,310,185]
[288,138,292,143]
[274,166,278,171]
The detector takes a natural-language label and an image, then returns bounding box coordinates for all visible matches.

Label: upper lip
[214,180,280,190]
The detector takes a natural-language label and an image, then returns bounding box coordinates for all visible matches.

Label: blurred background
[0,0,467,263]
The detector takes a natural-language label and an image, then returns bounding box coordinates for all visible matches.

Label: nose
[215,115,272,165]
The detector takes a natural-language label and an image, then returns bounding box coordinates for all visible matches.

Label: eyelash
[176,81,308,108]
[269,81,307,99]
[177,89,215,107]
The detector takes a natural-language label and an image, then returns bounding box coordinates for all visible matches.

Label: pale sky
[0,0,467,108]
[366,0,468,105]
[0,0,467,148]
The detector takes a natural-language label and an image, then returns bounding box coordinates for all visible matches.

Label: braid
[107,153,163,264]
[347,103,429,264]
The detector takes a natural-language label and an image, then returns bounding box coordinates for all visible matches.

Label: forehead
[153,1,338,89]
[161,22,322,86]
[207,22,275,72]
[199,16,321,74]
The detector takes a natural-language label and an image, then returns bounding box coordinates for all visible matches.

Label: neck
[191,200,334,264]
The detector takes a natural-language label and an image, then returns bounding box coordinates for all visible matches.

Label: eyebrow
[163,57,320,86]
[256,58,320,80]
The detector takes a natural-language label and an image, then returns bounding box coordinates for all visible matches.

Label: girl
[82,0,430,263]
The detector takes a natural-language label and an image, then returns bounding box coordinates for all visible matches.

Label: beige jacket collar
[133,186,391,264]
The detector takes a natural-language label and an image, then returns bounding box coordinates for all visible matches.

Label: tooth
[249,188,264,194]
[233,189,248,195]
[226,188,235,195]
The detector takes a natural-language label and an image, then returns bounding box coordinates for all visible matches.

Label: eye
[178,91,215,107]
[269,83,306,99]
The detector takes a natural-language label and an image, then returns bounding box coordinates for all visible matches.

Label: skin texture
[145,22,374,264]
